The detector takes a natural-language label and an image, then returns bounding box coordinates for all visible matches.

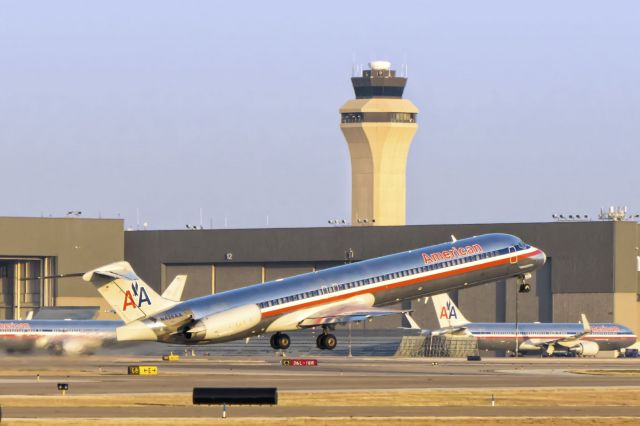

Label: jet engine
[61,339,92,355]
[571,341,599,357]
[46,340,93,355]
[185,304,262,342]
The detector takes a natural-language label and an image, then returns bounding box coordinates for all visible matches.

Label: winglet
[403,312,422,330]
[581,313,592,334]
[162,275,187,302]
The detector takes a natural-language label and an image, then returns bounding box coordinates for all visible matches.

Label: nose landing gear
[518,273,532,293]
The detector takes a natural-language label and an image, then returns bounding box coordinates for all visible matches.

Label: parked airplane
[431,293,637,356]
[83,233,546,351]
[0,275,186,355]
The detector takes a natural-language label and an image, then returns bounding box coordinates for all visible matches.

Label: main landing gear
[270,332,291,350]
[316,329,337,350]
[517,273,532,293]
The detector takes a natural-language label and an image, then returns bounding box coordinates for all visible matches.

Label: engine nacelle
[61,339,91,355]
[186,304,261,342]
[571,341,599,357]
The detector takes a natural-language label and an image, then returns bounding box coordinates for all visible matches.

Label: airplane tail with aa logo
[82,261,177,323]
[432,293,470,329]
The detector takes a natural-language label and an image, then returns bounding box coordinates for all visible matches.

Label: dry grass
[1,388,640,408]
[2,417,639,426]
[282,389,640,407]
[571,369,640,376]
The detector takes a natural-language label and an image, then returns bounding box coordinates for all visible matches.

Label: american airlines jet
[0,275,186,355]
[431,293,637,356]
[83,233,546,351]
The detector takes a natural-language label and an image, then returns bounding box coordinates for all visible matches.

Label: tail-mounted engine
[185,304,262,342]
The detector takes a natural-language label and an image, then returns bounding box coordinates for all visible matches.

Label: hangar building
[1,217,638,336]
[124,221,639,333]
[0,217,123,320]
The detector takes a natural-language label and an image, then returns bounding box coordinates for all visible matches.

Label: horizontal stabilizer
[34,307,100,320]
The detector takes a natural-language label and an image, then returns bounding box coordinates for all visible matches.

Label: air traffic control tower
[340,61,419,226]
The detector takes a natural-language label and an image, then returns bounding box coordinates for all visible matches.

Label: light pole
[514,283,519,357]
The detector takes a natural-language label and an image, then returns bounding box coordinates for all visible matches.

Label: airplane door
[508,246,518,264]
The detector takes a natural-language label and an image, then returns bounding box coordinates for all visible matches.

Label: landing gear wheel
[276,333,290,350]
[316,334,325,350]
[519,283,531,293]
[270,334,278,349]
[322,334,337,350]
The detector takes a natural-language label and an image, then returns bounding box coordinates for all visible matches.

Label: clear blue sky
[1,1,638,229]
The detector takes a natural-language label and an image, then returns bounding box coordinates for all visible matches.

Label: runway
[0,355,639,392]
[1,354,639,392]
[0,354,638,423]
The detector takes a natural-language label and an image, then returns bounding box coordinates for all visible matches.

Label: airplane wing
[298,303,412,327]
[538,314,592,354]
[555,314,592,347]
[430,326,469,336]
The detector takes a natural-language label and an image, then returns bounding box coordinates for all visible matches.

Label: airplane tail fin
[162,275,187,302]
[82,261,177,324]
[432,293,470,328]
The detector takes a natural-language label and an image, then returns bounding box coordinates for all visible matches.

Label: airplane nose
[532,247,547,266]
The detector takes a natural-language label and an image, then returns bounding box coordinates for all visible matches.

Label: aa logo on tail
[439,301,458,319]
[123,281,151,311]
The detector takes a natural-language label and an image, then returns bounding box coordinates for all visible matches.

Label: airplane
[431,292,637,356]
[0,275,186,355]
[82,233,546,351]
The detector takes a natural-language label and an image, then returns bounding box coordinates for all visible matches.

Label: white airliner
[431,293,637,356]
[0,275,186,355]
[82,233,546,350]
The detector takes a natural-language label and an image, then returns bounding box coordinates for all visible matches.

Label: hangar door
[0,257,55,320]
[163,264,214,301]
[214,265,262,293]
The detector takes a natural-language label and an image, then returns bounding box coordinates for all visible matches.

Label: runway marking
[0,378,98,383]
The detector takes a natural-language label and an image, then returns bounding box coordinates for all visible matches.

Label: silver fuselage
[142,233,546,344]
[467,322,637,352]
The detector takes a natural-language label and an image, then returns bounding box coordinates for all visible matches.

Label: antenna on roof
[352,53,356,77]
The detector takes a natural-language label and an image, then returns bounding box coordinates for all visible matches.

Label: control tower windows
[341,112,417,124]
